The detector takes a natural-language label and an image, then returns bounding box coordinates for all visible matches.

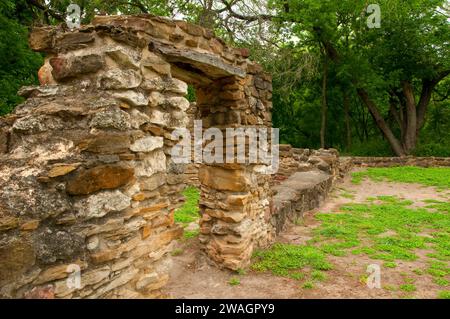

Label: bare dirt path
[163,171,449,299]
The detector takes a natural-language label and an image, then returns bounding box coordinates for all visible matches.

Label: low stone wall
[345,156,450,168]
[272,171,333,234]
[275,145,340,182]
[338,156,450,176]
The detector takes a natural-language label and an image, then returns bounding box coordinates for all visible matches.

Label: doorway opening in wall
[173,84,201,244]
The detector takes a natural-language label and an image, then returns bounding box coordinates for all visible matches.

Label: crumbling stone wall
[275,145,340,182]
[0,15,273,298]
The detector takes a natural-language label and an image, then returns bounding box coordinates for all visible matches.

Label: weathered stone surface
[36,229,85,265]
[198,166,251,191]
[141,51,171,75]
[55,32,95,51]
[79,133,131,154]
[47,164,79,178]
[89,268,139,299]
[113,91,149,107]
[133,150,166,177]
[33,261,86,285]
[20,220,40,231]
[130,136,163,153]
[90,108,131,130]
[142,77,187,94]
[76,190,131,219]
[54,266,111,297]
[13,115,64,133]
[0,174,70,219]
[66,164,135,195]
[28,27,54,51]
[154,43,246,78]
[139,172,166,191]
[98,69,142,89]
[130,109,150,129]
[0,236,35,285]
[24,285,55,299]
[0,216,20,231]
[0,128,8,153]
[50,54,104,81]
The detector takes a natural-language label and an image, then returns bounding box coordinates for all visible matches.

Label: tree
[214,0,450,156]
[0,1,43,115]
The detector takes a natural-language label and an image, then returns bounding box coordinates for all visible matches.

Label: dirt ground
[163,170,450,299]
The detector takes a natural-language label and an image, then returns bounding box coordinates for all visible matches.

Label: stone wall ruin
[0,15,274,298]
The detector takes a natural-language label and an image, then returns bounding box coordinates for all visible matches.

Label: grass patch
[314,196,450,263]
[184,229,199,239]
[400,284,417,292]
[229,277,240,286]
[174,187,201,239]
[438,290,450,299]
[252,243,332,277]
[175,186,200,225]
[302,281,314,289]
[384,262,397,268]
[433,277,449,287]
[351,167,450,189]
[251,167,449,294]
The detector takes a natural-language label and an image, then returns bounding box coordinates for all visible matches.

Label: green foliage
[302,281,314,289]
[228,277,240,286]
[351,167,450,189]
[174,186,200,225]
[174,186,200,239]
[183,229,199,239]
[400,284,417,292]
[0,1,43,115]
[252,243,332,277]
[438,290,450,299]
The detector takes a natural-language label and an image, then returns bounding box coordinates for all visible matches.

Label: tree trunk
[343,90,352,150]
[320,55,328,149]
[357,88,406,156]
[401,81,417,154]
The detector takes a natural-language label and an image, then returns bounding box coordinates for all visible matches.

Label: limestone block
[98,69,142,89]
[90,108,131,130]
[113,91,149,107]
[76,190,131,219]
[50,54,105,81]
[130,136,163,153]
[66,164,135,195]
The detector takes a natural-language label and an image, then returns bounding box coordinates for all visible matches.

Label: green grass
[311,270,327,281]
[384,262,397,268]
[252,195,450,286]
[312,196,450,263]
[433,277,449,287]
[175,186,200,225]
[252,243,332,277]
[229,277,240,286]
[251,167,449,291]
[183,229,199,239]
[400,284,417,292]
[438,290,450,299]
[302,281,314,289]
[174,187,201,239]
[352,167,450,189]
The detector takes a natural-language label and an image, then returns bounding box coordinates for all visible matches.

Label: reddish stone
[66,164,134,195]
[24,285,55,299]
